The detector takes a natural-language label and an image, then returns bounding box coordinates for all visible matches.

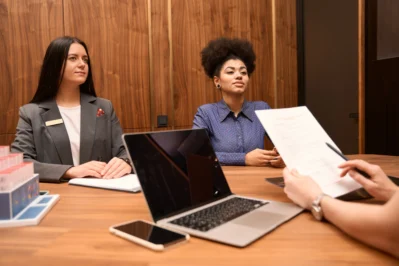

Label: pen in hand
[325,142,371,178]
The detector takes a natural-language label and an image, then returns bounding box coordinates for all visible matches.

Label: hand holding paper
[255,106,361,197]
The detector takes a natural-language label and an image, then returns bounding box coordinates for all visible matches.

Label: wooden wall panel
[0,0,299,145]
[171,0,213,129]
[275,0,298,108]
[171,0,274,128]
[358,0,365,153]
[248,0,275,107]
[64,0,151,131]
[10,0,63,109]
[0,0,12,136]
[376,0,399,59]
[0,0,63,145]
[0,134,20,146]
[150,0,173,130]
[5,134,14,146]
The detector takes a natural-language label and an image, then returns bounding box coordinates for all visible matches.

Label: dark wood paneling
[0,0,12,135]
[0,0,63,136]
[64,0,151,130]
[358,0,365,153]
[248,0,275,107]
[171,0,213,128]
[0,134,16,146]
[275,0,298,108]
[153,126,174,132]
[150,0,173,129]
[1,0,299,139]
[0,134,5,146]
[365,0,399,155]
[376,0,399,59]
[11,0,63,108]
[174,125,193,130]
[5,110,17,141]
[300,0,358,154]
[171,0,274,128]
[6,133,14,146]
[122,128,152,134]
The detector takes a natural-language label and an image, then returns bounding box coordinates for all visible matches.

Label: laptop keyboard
[169,197,268,232]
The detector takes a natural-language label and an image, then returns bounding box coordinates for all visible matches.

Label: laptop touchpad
[232,211,286,230]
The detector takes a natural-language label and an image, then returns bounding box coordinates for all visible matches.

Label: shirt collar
[217,99,254,122]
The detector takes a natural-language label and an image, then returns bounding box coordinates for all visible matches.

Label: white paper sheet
[69,174,141,193]
[255,106,361,198]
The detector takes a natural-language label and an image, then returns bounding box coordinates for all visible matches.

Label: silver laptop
[122,129,303,247]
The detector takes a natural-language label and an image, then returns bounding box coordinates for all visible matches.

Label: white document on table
[69,174,141,193]
[255,106,361,198]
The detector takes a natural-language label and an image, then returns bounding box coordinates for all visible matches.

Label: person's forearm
[31,160,72,182]
[321,196,398,257]
[215,152,246,166]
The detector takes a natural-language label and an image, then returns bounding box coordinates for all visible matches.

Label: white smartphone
[109,220,189,251]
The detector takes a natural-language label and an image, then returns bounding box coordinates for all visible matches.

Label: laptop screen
[123,129,232,222]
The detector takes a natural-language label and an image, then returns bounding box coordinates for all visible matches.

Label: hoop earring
[216,84,221,89]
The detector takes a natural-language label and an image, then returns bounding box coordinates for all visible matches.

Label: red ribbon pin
[97,108,105,117]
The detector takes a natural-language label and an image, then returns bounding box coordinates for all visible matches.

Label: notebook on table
[122,129,303,247]
[69,174,141,193]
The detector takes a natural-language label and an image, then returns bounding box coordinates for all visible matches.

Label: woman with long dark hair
[11,36,131,182]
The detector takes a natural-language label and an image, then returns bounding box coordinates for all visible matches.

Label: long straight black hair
[30,36,97,103]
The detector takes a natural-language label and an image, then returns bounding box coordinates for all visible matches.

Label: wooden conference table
[0,154,398,265]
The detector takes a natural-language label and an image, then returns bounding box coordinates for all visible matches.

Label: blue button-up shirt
[193,100,271,165]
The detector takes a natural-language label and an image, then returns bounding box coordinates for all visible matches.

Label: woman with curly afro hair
[193,37,284,167]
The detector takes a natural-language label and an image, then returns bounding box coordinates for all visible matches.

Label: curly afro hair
[201,37,256,78]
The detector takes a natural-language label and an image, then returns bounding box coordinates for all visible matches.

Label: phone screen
[114,221,186,246]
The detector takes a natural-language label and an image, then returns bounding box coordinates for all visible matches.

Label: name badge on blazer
[45,119,64,127]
